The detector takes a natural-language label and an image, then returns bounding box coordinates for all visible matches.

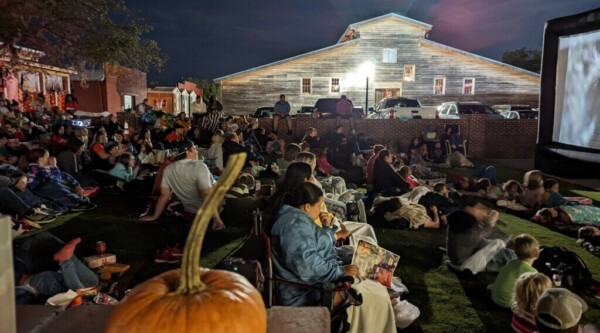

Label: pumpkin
[106,153,267,333]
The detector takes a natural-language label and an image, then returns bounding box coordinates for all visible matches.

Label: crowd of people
[2,92,597,332]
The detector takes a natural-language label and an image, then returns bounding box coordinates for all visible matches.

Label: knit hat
[535,288,588,330]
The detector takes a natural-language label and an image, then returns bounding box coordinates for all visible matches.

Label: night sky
[126,0,600,85]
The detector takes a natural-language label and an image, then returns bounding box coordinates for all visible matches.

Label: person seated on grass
[204,129,224,173]
[314,146,342,176]
[373,149,410,196]
[222,132,245,167]
[139,143,225,230]
[137,143,156,166]
[270,182,396,332]
[510,272,552,333]
[490,234,540,308]
[446,196,516,274]
[534,288,595,333]
[276,143,301,177]
[0,131,18,165]
[399,166,420,189]
[429,140,448,164]
[14,236,99,304]
[89,131,119,171]
[366,144,385,185]
[222,173,260,227]
[520,170,545,211]
[24,148,96,212]
[112,129,137,155]
[301,127,320,150]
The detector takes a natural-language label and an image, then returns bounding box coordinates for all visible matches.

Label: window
[404,65,415,81]
[463,78,475,95]
[330,78,340,93]
[433,77,446,95]
[382,48,397,64]
[301,78,311,94]
[123,95,134,110]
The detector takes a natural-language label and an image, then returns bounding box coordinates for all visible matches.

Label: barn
[215,13,540,115]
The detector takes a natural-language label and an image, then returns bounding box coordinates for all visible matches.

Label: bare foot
[54,237,81,262]
[212,222,226,230]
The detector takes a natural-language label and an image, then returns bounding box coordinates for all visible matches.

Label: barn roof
[419,39,540,78]
[214,39,359,82]
[337,13,432,43]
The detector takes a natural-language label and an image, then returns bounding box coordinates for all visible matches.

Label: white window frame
[123,94,134,110]
[462,77,475,95]
[403,65,415,82]
[330,78,340,93]
[433,77,446,95]
[301,78,312,94]
[382,48,397,64]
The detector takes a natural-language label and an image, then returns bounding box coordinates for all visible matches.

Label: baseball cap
[535,288,588,330]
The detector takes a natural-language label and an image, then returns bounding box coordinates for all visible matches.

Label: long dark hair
[267,162,314,234]
[267,181,323,236]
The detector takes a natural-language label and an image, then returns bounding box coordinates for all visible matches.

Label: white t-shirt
[161,159,214,213]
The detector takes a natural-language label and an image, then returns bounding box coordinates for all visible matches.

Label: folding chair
[443,124,467,157]
[263,234,362,333]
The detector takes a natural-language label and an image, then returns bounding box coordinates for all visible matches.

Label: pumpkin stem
[175,153,247,295]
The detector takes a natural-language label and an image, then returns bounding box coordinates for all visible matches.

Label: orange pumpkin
[106,153,267,333]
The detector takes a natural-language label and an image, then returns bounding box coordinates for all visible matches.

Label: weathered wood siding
[219,16,540,114]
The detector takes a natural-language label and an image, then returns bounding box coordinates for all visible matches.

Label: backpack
[532,246,592,290]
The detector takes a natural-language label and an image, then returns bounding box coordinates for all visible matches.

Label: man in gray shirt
[140,143,225,229]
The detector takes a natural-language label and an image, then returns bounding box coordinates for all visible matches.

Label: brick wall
[256,115,537,159]
[105,65,147,114]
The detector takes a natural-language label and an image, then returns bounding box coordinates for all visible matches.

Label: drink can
[96,241,106,254]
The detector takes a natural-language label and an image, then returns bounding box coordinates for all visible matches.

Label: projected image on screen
[553,29,600,150]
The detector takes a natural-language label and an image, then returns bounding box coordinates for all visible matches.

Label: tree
[184,76,220,101]
[0,0,167,77]
[501,47,541,73]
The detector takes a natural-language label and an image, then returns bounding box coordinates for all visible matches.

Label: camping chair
[443,124,467,157]
[263,234,362,333]
[421,124,441,154]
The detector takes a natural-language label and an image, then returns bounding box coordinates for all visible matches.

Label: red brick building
[71,64,147,114]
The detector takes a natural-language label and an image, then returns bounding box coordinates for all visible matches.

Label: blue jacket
[271,205,344,306]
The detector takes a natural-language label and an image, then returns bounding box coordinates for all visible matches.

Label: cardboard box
[83,254,116,269]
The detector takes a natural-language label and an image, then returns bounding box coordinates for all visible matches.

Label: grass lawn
[12,159,600,332]
[376,161,600,333]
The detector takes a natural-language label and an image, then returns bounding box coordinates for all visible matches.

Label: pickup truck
[366,97,437,119]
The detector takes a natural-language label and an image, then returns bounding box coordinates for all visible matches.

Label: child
[301,127,320,149]
[205,130,224,172]
[542,178,579,207]
[399,166,420,189]
[502,180,524,202]
[520,170,544,209]
[137,143,155,165]
[315,146,341,176]
[511,272,552,333]
[430,140,447,164]
[490,234,539,308]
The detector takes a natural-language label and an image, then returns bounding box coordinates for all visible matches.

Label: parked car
[294,106,315,117]
[366,97,437,119]
[251,106,274,118]
[311,98,364,119]
[492,104,533,113]
[500,110,539,120]
[437,101,503,119]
